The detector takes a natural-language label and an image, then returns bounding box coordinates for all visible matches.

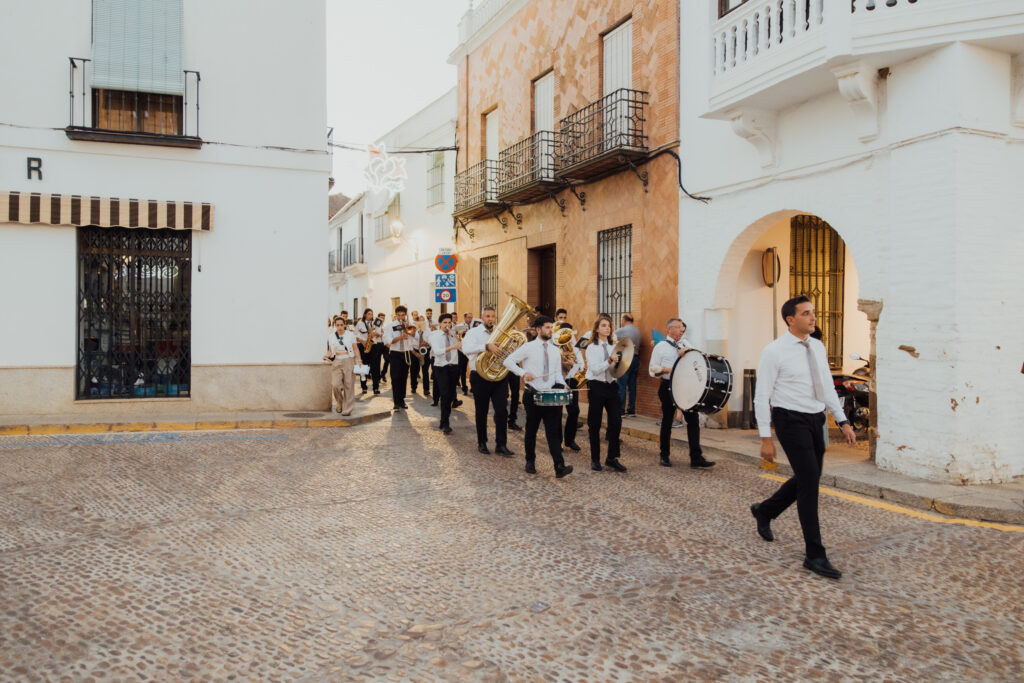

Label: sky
[326,0,468,198]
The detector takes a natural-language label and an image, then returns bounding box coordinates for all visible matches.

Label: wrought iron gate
[790,215,845,369]
[77,227,192,399]
[480,255,498,311]
[597,225,632,322]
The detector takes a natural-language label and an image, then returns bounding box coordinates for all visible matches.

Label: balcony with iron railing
[707,0,1024,117]
[342,238,367,275]
[453,159,502,219]
[556,88,649,183]
[328,249,343,274]
[496,131,560,203]
[65,57,202,148]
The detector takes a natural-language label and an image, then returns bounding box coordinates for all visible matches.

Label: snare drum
[532,388,572,407]
[669,350,733,414]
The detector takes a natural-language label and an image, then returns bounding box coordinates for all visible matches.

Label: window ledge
[65,126,203,149]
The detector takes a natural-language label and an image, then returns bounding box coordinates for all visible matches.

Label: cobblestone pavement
[1,396,1022,682]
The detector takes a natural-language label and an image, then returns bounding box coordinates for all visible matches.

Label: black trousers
[524,390,565,469]
[758,407,828,559]
[588,380,621,463]
[410,356,420,392]
[658,380,701,461]
[388,351,409,407]
[564,378,581,445]
[420,356,432,394]
[435,364,458,427]
[381,348,391,378]
[457,352,469,391]
[470,371,508,446]
[360,344,382,391]
[507,372,520,423]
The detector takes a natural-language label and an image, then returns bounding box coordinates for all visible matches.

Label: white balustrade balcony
[707,0,1024,118]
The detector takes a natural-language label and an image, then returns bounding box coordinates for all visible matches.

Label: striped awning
[1,191,213,231]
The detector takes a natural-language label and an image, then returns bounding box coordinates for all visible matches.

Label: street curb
[618,425,1024,526]
[0,410,392,436]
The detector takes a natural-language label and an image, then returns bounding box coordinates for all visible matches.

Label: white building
[0,0,331,415]
[680,0,1024,484]
[328,88,458,320]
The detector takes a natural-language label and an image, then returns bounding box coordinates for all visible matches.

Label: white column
[725,26,736,70]
[795,0,807,35]
[810,0,823,26]
[758,8,769,52]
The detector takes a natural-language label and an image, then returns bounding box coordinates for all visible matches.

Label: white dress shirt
[648,337,692,380]
[429,329,459,367]
[754,331,847,438]
[585,338,619,382]
[503,337,565,391]
[461,324,493,366]
[383,320,416,353]
[355,319,374,344]
[327,330,358,359]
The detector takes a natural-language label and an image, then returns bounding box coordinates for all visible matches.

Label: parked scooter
[832,354,870,433]
[850,353,870,378]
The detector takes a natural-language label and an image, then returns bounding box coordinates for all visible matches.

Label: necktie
[800,339,827,402]
[542,342,549,379]
[445,334,453,363]
[602,342,611,382]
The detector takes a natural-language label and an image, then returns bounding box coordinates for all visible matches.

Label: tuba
[475,294,535,381]
[554,326,587,389]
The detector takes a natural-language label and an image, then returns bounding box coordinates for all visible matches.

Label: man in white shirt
[461,307,514,456]
[383,305,416,411]
[503,315,573,478]
[355,308,382,395]
[557,323,585,453]
[429,313,461,434]
[648,318,715,469]
[323,315,361,415]
[751,296,856,580]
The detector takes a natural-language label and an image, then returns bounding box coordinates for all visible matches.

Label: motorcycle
[832,354,870,433]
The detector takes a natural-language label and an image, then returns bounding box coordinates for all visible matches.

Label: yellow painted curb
[271,419,307,429]
[310,419,348,428]
[68,423,113,434]
[110,422,156,433]
[153,422,197,431]
[0,425,29,435]
[194,421,238,431]
[27,424,70,435]
[759,473,1024,533]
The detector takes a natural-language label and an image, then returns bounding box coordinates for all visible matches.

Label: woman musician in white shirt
[323,315,362,415]
[584,314,627,472]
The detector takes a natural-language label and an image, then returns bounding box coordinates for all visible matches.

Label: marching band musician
[648,318,715,469]
[323,315,362,416]
[384,305,416,411]
[503,316,573,478]
[429,313,460,434]
[461,307,514,457]
[377,312,390,382]
[356,308,382,395]
[457,312,473,395]
[557,323,585,453]
[585,315,627,472]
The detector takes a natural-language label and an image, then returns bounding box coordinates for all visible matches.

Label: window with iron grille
[597,225,632,322]
[790,215,846,369]
[343,238,360,268]
[427,152,444,207]
[77,226,191,399]
[480,255,498,312]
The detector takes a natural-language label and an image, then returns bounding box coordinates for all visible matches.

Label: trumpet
[554,326,587,388]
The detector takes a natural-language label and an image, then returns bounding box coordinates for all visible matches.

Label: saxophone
[554,326,587,389]
[474,294,535,381]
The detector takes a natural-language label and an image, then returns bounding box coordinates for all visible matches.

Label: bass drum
[669,350,733,414]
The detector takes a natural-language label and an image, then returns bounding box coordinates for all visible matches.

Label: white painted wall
[0,0,329,408]
[680,4,1024,484]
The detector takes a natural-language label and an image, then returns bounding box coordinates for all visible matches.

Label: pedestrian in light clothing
[614,313,641,415]
[323,315,361,415]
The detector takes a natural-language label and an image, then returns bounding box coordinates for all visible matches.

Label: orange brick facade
[453,0,680,418]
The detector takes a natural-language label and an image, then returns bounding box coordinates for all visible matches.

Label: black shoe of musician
[478,443,490,455]
[525,462,537,474]
[507,422,522,431]
[453,400,463,408]
[659,456,673,467]
[431,401,439,407]
[565,441,581,452]
[373,389,380,395]
[591,461,603,471]
[442,426,452,435]
[555,464,574,478]
[690,457,716,469]
[605,459,627,473]
[803,556,842,579]
[495,445,514,457]
[400,402,409,409]
[751,503,774,542]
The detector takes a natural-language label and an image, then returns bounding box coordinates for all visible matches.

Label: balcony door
[603,19,633,145]
[484,109,500,193]
[533,72,555,180]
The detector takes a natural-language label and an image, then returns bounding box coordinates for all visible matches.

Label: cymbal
[609,338,634,379]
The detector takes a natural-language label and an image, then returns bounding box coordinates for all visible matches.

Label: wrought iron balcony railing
[497,131,560,202]
[328,249,343,273]
[453,159,502,219]
[556,88,649,182]
[342,239,363,269]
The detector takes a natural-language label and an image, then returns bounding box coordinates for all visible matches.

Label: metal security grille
[77,226,191,399]
[790,215,845,369]
[427,152,444,207]
[480,255,498,311]
[597,225,632,322]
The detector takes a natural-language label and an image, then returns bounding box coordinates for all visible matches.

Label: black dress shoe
[525,462,537,474]
[478,443,490,455]
[690,458,716,469]
[495,445,514,457]
[659,456,673,467]
[373,389,381,395]
[507,422,522,431]
[555,464,574,478]
[803,557,842,579]
[442,426,452,435]
[591,461,603,471]
[565,441,581,452]
[399,402,409,409]
[750,503,774,542]
[453,400,463,408]
[431,401,439,406]
[605,459,627,472]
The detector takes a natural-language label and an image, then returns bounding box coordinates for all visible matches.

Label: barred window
[597,225,632,323]
[77,226,191,399]
[790,215,846,369]
[480,255,498,312]
[342,237,361,268]
[427,152,444,207]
